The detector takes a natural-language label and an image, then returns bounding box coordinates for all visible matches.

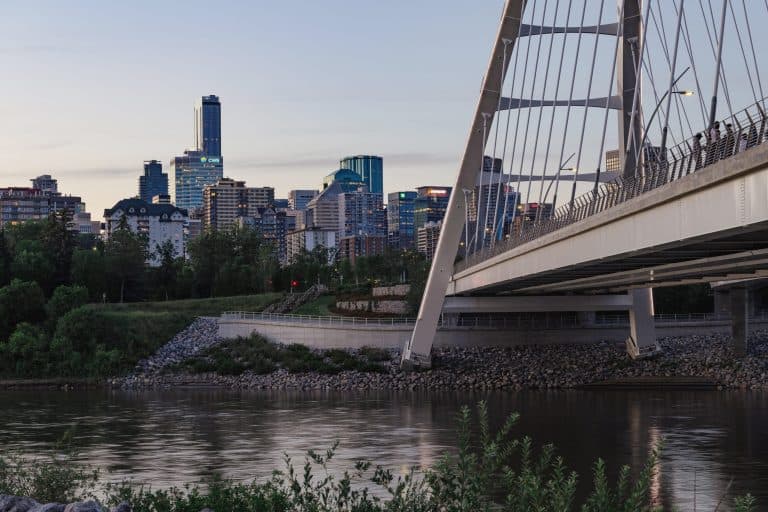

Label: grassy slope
[292,294,335,316]
[90,294,282,373]
[91,293,283,317]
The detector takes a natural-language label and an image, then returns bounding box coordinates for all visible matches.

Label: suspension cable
[701,0,734,116]
[551,0,589,211]
[494,1,528,244]
[506,0,544,229]
[535,0,574,211]
[522,0,560,219]
[482,38,511,249]
[622,0,653,176]
[510,0,550,232]
[677,2,709,126]
[742,0,765,101]
[653,0,694,141]
[569,0,607,208]
[593,1,624,193]
[727,0,758,104]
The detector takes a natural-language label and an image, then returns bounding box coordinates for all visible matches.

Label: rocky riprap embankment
[114,330,768,391]
[132,317,220,374]
[0,496,129,512]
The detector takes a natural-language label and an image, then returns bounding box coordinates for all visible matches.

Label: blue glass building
[173,95,224,210]
[139,160,169,203]
[171,150,223,211]
[387,191,417,250]
[195,95,222,157]
[339,155,383,195]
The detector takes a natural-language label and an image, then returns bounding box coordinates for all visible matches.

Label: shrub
[0,431,98,504]
[1,323,51,376]
[360,346,391,362]
[46,285,89,330]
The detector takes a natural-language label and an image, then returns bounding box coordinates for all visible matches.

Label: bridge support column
[626,288,659,358]
[730,285,748,357]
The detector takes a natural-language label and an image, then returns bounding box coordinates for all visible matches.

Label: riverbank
[111,330,768,391]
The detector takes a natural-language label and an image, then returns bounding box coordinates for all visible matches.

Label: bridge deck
[451,142,768,295]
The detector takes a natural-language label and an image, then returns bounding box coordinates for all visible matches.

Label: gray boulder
[63,502,104,512]
[29,505,66,512]
[109,503,130,512]
[0,495,39,512]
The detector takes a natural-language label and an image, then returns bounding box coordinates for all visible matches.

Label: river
[1,389,767,510]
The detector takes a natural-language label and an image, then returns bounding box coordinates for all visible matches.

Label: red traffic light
[291,280,299,288]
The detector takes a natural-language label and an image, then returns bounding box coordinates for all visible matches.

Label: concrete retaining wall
[335,300,409,315]
[218,317,768,350]
[372,284,410,297]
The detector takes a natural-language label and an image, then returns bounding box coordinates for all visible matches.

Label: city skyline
[0,1,506,216]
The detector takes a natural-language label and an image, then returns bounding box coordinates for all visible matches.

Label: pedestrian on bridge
[748,123,759,149]
[723,123,736,159]
[706,121,721,165]
[693,133,703,170]
[738,133,748,153]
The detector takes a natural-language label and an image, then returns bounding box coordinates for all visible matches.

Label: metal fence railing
[221,310,768,328]
[221,311,417,326]
[457,98,768,272]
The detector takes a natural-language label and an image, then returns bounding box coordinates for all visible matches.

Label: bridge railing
[457,98,768,272]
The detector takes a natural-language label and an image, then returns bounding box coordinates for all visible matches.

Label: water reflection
[1,389,767,510]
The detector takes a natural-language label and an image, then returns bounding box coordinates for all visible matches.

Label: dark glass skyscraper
[139,160,169,203]
[414,186,452,232]
[339,155,383,195]
[195,95,222,157]
[174,95,224,210]
[387,191,417,250]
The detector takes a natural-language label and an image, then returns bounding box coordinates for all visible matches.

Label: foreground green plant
[0,430,98,503]
[0,403,758,511]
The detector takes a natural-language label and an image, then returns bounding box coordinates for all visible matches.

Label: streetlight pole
[634,68,693,171]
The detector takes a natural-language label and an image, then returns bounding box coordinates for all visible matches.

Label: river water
[1,389,767,510]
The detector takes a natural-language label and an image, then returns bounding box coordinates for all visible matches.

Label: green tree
[46,285,89,331]
[152,239,179,301]
[71,248,107,302]
[188,229,233,297]
[0,280,47,341]
[41,209,78,290]
[104,217,147,303]
[10,240,55,291]
[0,230,11,287]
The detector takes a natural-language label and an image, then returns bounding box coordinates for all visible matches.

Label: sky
[0,0,505,215]
[1,1,765,217]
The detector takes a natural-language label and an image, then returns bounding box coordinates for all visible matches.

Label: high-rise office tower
[174,95,224,210]
[387,191,417,250]
[339,155,383,195]
[195,95,222,157]
[414,186,452,232]
[139,160,169,203]
[172,150,223,210]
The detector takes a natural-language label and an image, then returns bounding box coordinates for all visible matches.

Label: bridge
[403,0,768,366]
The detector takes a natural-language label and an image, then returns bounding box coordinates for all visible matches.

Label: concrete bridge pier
[730,285,749,357]
[626,288,659,359]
